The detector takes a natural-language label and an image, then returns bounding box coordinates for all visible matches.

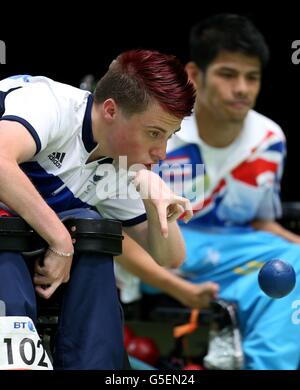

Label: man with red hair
[0,50,195,369]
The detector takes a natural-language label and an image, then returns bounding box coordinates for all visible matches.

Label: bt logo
[14,321,36,332]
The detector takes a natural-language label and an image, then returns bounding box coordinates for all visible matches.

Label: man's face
[198,51,261,123]
[106,102,181,168]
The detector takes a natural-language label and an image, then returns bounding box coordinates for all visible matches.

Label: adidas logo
[48,152,66,168]
[93,174,103,182]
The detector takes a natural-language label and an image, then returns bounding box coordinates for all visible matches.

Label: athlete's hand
[33,248,73,299]
[133,169,193,237]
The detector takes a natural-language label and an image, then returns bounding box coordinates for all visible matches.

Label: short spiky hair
[94,49,195,119]
[190,13,270,71]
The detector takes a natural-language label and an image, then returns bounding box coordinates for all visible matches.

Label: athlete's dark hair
[189,13,269,71]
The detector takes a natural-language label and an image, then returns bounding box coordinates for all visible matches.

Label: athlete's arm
[252,219,300,244]
[124,169,192,267]
[0,120,74,298]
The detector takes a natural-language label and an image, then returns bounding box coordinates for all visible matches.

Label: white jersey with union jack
[164,110,285,228]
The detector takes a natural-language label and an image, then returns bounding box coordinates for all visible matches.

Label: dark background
[1,6,299,201]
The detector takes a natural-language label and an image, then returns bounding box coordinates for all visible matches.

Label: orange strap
[173,309,200,338]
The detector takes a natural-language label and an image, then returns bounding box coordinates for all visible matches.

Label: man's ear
[102,98,118,121]
[185,61,203,88]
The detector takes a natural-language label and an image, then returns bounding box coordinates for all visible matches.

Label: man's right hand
[133,169,193,238]
[33,248,73,299]
[177,281,219,309]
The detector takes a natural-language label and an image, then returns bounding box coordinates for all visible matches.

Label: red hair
[94,49,195,119]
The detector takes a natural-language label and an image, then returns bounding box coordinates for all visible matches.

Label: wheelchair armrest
[122,293,232,327]
[281,201,300,218]
[278,201,300,233]
[0,216,123,256]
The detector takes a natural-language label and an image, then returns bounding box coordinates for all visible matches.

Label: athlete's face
[106,102,181,168]
[194,51,261,123]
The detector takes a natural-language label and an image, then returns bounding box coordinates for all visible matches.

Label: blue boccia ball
[258,260,296,298]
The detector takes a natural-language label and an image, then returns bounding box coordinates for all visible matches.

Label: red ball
[124,325,135,349]
[127,336,160,366]
[182,363,204,370]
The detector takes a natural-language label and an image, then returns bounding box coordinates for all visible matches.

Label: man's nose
[236,76,250,95]
[233,76,249,96]
[150,145,166,162]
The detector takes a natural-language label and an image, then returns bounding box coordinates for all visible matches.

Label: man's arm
[117,233,219,309]
[251,219,300,244]
[124,169,193,267]
[0,121,74,298]
[250,131,300,243]
[124,219,185,267]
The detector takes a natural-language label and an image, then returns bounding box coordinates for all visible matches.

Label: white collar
[177,110,265,151]
[176,114,200,144]
[174,110,269,180]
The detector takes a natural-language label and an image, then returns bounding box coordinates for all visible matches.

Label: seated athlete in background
[161,14,300,369]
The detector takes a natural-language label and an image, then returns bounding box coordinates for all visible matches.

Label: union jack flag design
[161,110,286,227]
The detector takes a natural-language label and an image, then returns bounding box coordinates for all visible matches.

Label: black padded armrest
[63,217,123,255]
[278,201,300,233]
[0,217,123,256]
[281,201,300,218]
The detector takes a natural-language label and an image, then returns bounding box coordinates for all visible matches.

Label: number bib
[0,316,53,370]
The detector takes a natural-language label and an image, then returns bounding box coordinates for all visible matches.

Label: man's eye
[220,73,234,79]
[150,131,160,138]
[247,74,261,81]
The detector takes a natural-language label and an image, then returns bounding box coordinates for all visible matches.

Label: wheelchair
[0,215,123,365]
[1,201,299,369]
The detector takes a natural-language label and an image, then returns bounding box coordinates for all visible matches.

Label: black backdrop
[1,6,300,201]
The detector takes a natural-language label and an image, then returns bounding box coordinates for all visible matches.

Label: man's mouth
[229,101,250,109]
